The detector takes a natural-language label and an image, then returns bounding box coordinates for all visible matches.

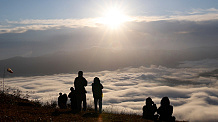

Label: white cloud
[189,8,218,14]
[0,18,99,34]
[1,8,218,34]
[132,13,218,22]
[2,59,218,121]
[170,13,218,21]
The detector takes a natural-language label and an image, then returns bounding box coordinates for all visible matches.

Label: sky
[1,1,218,121]
[0,0,217,20]
[4,59,218,121]
[0,0,218,59]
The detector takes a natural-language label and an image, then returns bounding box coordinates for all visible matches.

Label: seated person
[68,87,78,113]
[62,93,68,109]
[58,92,64,109]
[142,97,158,120]
[157,97,176,122]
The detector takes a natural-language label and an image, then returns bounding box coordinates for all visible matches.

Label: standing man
[74,71,87,112]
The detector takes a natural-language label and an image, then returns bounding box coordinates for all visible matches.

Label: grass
[0,87,185,121]
[0,87,150,122]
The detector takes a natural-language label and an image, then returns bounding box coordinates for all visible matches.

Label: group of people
[142,97,176,122]
[58,93,68,109]
[58,71,176,121]
[58,71,103,113]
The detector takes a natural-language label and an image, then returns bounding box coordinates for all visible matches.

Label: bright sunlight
[99,7,129,29]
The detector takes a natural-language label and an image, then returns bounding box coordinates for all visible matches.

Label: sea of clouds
[2,59,218,121]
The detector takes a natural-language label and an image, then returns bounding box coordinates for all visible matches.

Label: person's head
[59,92,62,96]
[70,87,74,91]
[161,96,170,106]
[78,71,83,77]
[94,77,100,84]
[146,97,153,105]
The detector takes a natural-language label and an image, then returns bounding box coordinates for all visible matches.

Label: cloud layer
[0,8,218,60]
[1,8,218,34]
[2,59,218,121]
[1,18,218,60]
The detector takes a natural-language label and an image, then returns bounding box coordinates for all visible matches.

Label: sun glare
[99,7,129,29]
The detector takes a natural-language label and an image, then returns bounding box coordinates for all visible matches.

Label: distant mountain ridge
[0,47,218,77]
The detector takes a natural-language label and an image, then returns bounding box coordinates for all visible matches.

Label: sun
[99,7,129,29]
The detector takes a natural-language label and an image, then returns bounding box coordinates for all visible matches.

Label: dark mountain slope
[0,47,217,77]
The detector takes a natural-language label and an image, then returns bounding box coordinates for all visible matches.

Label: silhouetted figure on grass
[58,92,65,109]
[58,92,67,109]
[68,87,77,113]
[62,93,68,109]
[142,97,158,121]
[74,71,87,112]
[92,77,103,113]
[157,97,175,122]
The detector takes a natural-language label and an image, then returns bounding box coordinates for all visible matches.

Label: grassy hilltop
[0,89,185,122]
[0,91,148,121]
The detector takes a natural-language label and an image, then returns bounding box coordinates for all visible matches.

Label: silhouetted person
[62,93,68,109]
[74,71,87,112]
[68,87,77,113]
[58,92,63,109]
[58,92,67,109]
[142,97,158,120]
[157,97,175,122]
[92,77,103,113]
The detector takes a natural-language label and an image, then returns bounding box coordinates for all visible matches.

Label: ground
[0,92,185,121]
[0,92,151,121]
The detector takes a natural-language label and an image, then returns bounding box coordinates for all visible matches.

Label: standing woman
[92,77,104,113]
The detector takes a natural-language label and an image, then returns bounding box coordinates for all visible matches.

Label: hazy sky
[0,0,217,20]
[0,0,218,59]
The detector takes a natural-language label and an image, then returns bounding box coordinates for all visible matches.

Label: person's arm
[101,84,103,89]
[68,93,72,98]
[92,83,94,92]
[142,106,145,111]
[170,106,173,115]
[84,78,87,86]
[74,78,77,88]
[153,104,157,111]
[157,107,161,114]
